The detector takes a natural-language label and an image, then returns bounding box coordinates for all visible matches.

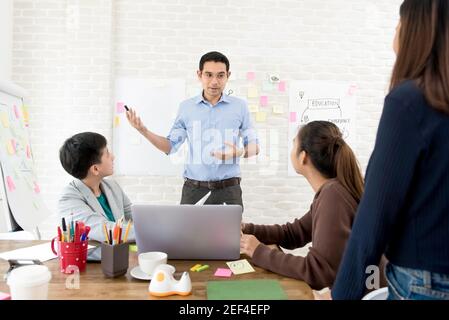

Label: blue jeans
[386,263,449,300]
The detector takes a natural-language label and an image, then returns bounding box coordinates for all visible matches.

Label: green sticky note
[129,244,138,252]
[207,280,287,300]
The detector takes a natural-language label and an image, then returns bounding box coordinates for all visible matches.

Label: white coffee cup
[7,265,52,300]
[138,252,167,275]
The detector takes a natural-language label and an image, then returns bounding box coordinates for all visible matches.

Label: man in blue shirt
[126,51,259,208]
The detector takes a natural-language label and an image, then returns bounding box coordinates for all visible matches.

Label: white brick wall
[12,0,402,239]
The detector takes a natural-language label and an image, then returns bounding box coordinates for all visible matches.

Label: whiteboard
[288,81,357,176]
[0,80,50,232]
[112,78,187,176]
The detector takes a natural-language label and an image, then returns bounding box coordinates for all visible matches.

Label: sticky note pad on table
[0,292,11,300]
[207,280,287,300]
[129,244,138,252]
[214,268,232,278]
[226,259,255,275]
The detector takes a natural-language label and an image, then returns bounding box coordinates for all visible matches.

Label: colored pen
[62,217,67,232]
[113,226,117,245]
[70,220,74,242]
[103,223,109,244]
[123,220,132,243]
[74,222,79,243]
[124,105,129,111]
[66,222,70,242]
[109,229,113,245]
[57,227,62,242]
[84,226,90,238]
[62,218,67,241]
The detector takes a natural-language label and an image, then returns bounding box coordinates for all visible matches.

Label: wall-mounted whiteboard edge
[0,79,27,99]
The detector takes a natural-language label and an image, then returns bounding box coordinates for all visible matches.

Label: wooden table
[0,241,313,300]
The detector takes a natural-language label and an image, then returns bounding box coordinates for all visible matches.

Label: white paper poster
[288,81,357,176]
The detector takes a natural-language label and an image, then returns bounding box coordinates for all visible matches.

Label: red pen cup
[51,237,88,274]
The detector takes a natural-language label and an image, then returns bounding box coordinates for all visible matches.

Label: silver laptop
[131,204,242,260]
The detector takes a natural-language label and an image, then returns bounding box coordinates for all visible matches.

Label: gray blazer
[58,178,135,254]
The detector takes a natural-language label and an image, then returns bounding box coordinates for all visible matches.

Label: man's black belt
[184,177,241,190]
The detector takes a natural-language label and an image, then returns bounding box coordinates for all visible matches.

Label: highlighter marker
[196,265,209,272]
[190,264,202,272]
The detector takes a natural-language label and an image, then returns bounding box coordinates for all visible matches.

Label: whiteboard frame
[0,80,26,232]
[0,79,35,235]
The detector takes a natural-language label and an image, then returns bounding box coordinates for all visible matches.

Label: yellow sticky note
[247,87,258,98]
[272,105,284,114]
[6,141,15,155]
[1,113,9,128]
[226,259,255,275]
[248,105,259,113]
[256,111,267,123]
[22,106,30,123]
[114,116,120,127]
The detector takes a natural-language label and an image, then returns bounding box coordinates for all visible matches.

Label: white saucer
[130,266,153,280]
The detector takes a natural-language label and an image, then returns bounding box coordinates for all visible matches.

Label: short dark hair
[199,51,230,72]
[59,132,107,179]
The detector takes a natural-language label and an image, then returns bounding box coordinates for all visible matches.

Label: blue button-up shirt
[167,93,258,181]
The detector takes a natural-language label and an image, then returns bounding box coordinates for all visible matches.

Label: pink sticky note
[0,292,11,300]
[289,112,297,123]
[278,81,286,92]
[347,84,358,96]
[260,96,268,107]
[6,176,15,192]
[246,72,256,81]
[13,105,20,119]
[26,145,31,158]
[34,182,41,194]
[214,268,232,278]
[11,139,16,153]
[116,102,125,114]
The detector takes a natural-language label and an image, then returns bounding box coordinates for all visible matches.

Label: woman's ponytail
[297,121,364,203]
[334,138,364,202]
